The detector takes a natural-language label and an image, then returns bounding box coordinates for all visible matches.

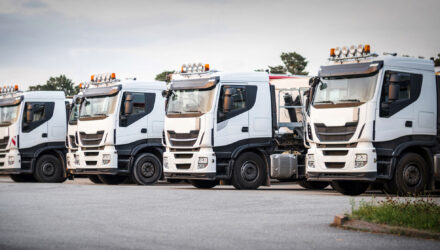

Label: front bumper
[163,148,216,180]
[67,146,121,175]
[0,149,24,175]
[306,143,377,181]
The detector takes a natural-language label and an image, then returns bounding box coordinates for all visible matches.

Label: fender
[127,141,164,172]
[27,143,67,175]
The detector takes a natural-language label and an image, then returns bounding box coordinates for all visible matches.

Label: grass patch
[350,197,440,233]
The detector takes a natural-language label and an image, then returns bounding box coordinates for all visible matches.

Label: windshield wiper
[314,100,334,105]
[93,113,108,117]
[0,122,11,126]
[167,111,181,114]
[185,110,202,113]
[339,99,361,103]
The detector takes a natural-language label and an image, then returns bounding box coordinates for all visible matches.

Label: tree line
[27,53,440,96]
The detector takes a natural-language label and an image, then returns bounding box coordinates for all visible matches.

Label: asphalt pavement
[0,177,439,250]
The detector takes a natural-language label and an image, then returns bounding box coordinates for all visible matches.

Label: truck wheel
[10,174,37,182]
[189,180,217,189]
[88,175,102,184]
[131,153,162,185]
[231,152,266,190]
[331,181,370,196]
[388,153,428,196]
[298,179,329,190]
[33,154,66,183]
[98,175,128,185]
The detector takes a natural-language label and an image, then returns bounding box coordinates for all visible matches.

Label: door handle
[405,121,412,128]
[42,133,48,138]
[141,128,147,133]
[241,127,249,132]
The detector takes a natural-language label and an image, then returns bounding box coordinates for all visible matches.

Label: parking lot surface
[0,177,439,250]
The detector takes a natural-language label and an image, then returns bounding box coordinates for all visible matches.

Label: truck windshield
[79,95,117,120]
[313,74,378,107]
[166,88,215,116]
[0,104,20,126]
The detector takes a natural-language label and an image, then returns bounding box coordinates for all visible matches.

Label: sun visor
[0,96,23,106]
[319,61,383,78]
[83,85,121,97]
[170,77,219,90]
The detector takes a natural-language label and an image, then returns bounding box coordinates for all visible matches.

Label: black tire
[189,179,217,189]
[331,181,370,196]
[298,179,329,190]
[98,175,129,185]
[131,153,162,185]
[231,152,266,190]
[33,154,66,183]
[10,174,37,183]
[388,153,428,196]
[88,175,102,184]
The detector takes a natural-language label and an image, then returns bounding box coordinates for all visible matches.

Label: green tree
[268,65,287,74]
[434,53,440,67]
[29,75,76,96]
[280,52,308,75]
[155,70,175,83]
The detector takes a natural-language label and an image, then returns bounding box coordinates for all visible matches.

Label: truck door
[214,84,252,149]
[20,102,52,148]
[375,70,423,141]
[116,92,155,146]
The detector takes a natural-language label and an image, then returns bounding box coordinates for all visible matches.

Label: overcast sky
[0,0,439,89]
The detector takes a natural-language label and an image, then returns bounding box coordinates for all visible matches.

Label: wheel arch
[231,144,272,186]
[32,147,66,176]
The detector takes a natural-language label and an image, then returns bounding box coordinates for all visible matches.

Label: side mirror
[223,88,234,113]
[124,93,133,115]
[75,96,83,105]
[388,83,400,102]
[162,90,168,98]
[26,104,33,123]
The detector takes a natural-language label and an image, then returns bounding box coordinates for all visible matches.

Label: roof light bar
[180,63,210,73]
[0,84,20,95]
[329,44,375,61]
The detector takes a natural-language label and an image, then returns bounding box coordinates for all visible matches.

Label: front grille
[325,162,345,168]
[168,130,199,147]
[0,162,3,167]
[170,148,200,152]
[80,131,104,146]
[82,146,104,151]
[0,136,9,149]
[86,161,97,166]
[0,154,5,158]
[174,154,193,159]
[314,122,357,142]
[323,150,348,156]
[85,152,99,156]
[69,135,78,148]
[176,164,191,169]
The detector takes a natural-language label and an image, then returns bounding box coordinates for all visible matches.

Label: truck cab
[306,45,440,195]
[67,73,166,185]
[163,63,328,189]
[0,86,68,182]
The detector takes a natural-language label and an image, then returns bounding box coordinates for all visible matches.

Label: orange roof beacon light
[91,75,95,82]
[330,48,336,57]
[14,85,19,91]
[79,83,83,89]
[204,64,210,71]
[111,73,116,79]
[364,44,371,54]
[181,64,187,73]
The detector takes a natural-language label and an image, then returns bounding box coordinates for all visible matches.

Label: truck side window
[218,85,257,123]
[22,102,55,132]
[119,92,155,127]
[379,70,422,117]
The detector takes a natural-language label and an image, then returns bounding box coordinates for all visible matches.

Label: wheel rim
[140,162,155,178]
[241,161,258,182]
[42,162,55,177]
[403,164,421,186]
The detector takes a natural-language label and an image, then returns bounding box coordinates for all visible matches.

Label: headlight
[163,157,168,169]
[355,154,368,168]
[74,154,80,165]
[8,156,14,166]
[102,154,111,165]
[198,157,208,169]
[307,154,315,168]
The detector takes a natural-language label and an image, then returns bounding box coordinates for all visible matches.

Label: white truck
[163,63,329,189]
[67,73,166,185]
[306,45,440,195]
[0,86,68,182]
